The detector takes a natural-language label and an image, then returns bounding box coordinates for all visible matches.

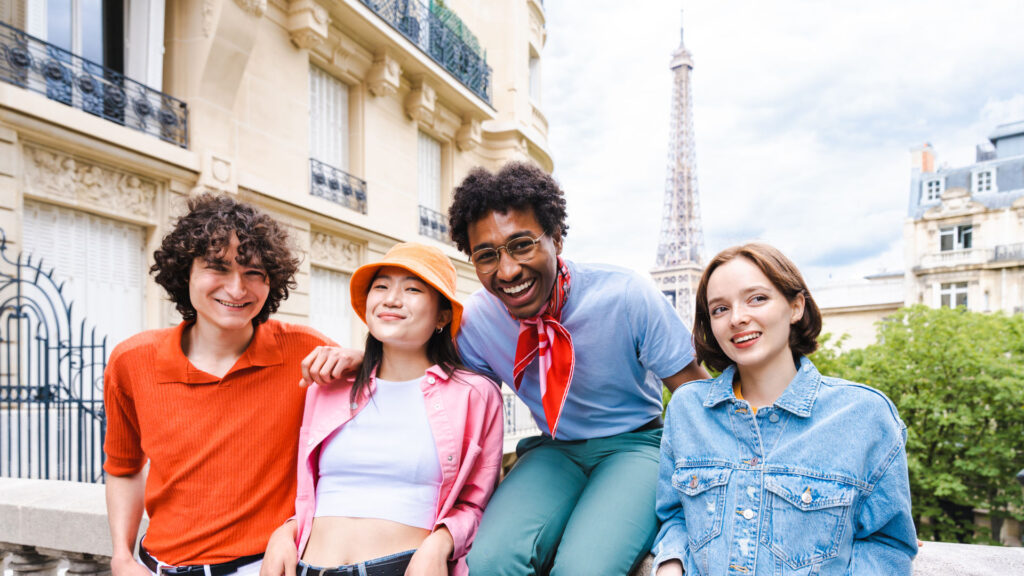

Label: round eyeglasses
[470,233,547,274]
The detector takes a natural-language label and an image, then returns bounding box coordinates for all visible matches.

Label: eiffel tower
[651,14,705,329]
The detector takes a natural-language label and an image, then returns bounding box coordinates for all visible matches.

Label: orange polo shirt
[103,319,331,565]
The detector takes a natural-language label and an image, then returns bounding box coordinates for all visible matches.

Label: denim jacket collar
[703,356,821,418]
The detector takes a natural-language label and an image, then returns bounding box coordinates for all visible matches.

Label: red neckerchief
[512,257,574,438]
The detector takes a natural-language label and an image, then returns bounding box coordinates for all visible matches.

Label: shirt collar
[703,356,820,418]
[155,321,284,384]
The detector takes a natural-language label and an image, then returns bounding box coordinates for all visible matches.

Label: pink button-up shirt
[294,366,504,575]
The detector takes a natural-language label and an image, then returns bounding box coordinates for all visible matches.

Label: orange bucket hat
[350,242,463,339]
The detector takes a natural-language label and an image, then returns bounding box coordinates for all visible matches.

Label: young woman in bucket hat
[264,243,503,576]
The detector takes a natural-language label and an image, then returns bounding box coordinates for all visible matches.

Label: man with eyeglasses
[296,161,707,575]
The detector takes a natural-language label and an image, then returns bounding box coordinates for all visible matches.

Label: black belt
[140,545,263,576]
[296,551,412,576]
[634,415,664,432]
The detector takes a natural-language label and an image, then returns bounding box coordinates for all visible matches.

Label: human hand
[300,346,363,387]
[404,528,453,576]
[655,559,684,576]
[259,520,297,576]
[110,554,151,576]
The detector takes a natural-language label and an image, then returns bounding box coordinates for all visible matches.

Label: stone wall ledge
[3,479,1023,575]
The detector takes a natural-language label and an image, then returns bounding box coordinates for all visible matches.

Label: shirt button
[428,376,436,384]
[742,509,755,520]
[306,439,313,446]
[769,413,780,423]
[447,455,454,462]
[350,402,359,410]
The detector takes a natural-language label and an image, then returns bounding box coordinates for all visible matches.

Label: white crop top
[314,376,442,530]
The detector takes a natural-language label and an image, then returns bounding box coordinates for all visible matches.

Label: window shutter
[310,266,352,347]
[418,131,441,210]
[309,66,349,171]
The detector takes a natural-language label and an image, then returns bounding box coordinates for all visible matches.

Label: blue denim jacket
[652,357,917,575]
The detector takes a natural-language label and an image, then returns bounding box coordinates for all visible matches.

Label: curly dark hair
[693,243,822,372]
[448,161,568,254]
[151,194,300,325]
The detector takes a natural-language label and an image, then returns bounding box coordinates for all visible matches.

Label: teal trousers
[466,427,661,575]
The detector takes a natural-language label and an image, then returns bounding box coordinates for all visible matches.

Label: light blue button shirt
[653,357,917,575]
[458,260,694,440]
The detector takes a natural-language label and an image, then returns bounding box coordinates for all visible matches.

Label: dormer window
[923,178,944,201]
[972,169,995,193]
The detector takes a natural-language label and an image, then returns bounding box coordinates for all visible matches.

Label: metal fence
[310,158,368,214]
[418,205,453,245]
[0,229,107,483]
[0,20,189,148]
[360,0,491,103]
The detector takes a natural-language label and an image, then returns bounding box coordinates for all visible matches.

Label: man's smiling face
[467,207,562,319]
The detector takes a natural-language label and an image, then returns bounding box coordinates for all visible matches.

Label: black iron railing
[993,243,1024,263]
[0,20,188,148]
[360,0,491,103]
[310,158,368,214]
[419,205,453,245]
[0,229,107,483]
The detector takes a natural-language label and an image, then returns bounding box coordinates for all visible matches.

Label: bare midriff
[301,517,430,566]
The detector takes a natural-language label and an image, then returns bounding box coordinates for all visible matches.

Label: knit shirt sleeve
[102,344,147,476]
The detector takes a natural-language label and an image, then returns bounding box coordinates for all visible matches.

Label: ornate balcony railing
[418,205,453,244]
[0,21,188,149]
[310,158,367,214]
[360,0,491,103]
[993,243,1024,263]
[918,248,992,269]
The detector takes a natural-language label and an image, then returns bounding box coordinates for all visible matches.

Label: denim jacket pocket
[763,473,857,570]
[670,466,731,551]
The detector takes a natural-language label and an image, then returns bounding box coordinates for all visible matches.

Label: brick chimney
[911,143,936,173]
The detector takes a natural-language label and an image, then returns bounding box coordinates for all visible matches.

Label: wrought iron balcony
[360,0,491,103]
[310,158,368,214]
[993,243,1024,263]
[419,205,453,244]
[0,21,188,149]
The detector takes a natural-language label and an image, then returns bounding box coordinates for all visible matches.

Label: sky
[540,0,1024,286]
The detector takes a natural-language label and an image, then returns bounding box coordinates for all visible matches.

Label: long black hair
[350,296,465,403]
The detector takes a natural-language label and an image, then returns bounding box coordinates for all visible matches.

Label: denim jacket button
[801,491,813,504]
[742,509,755,520]
[769,413,780,423]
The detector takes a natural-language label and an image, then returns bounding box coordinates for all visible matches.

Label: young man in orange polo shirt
[104,195,332,576]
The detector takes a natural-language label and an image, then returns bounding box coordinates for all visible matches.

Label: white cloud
[542,0,1024,286]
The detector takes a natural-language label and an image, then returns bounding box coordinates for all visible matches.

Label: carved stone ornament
[235,0,267,17]
[22,145,157,220]
[310,231,360,270]
[456,118,482,152]
[367,53,401,98]
[288,0,330,51]
[405,80,437,125]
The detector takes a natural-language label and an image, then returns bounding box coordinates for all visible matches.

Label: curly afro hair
[448,161,568,254]
[151,194,300,326]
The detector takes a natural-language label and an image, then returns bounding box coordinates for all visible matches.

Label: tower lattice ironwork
[651,16,705,328]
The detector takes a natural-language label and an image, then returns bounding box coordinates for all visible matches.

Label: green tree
[831,306,1024,543]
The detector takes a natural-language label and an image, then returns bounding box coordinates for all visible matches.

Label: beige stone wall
[819,304,899,351]
[0,0,551,341]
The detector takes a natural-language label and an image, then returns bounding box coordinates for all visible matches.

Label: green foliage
[824,306,1024,543]
[429,0,483,57]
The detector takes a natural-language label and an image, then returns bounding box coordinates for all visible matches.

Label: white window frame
[939,224,972,252]
[309,65,350,172]
[528,52,541,104]
[309,266,353,347]
[923,177,944,202]
[972,168,996,194]
[939,282,969,309]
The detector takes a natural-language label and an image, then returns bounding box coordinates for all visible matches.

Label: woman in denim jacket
[653,243,917,576]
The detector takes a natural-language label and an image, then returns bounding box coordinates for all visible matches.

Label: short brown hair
[693,243,822,372]
[151,194,299,325]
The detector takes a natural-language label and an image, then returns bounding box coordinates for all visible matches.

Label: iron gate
[0,228,107,483]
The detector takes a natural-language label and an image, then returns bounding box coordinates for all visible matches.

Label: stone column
[6,545,60,576]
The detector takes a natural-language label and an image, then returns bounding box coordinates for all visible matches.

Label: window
[309,65,349,171]
[310,266,352,347]
[529,53,541,103]
[939,224,972,251]
[22,200,146,351]
[940,282,968,309]
[972,169,995,194]
[418,131,442,212]
[923,178,943,201]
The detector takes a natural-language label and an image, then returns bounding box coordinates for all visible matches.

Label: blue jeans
[467,427,662,575]
[297,550,413,576]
